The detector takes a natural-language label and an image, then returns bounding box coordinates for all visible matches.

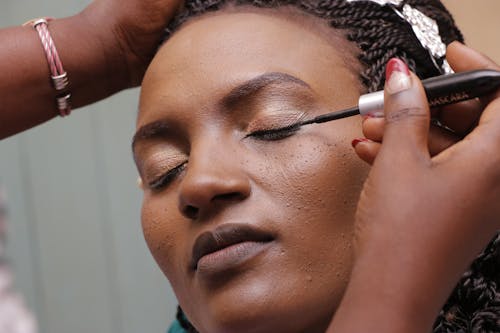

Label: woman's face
[134,9,368,333]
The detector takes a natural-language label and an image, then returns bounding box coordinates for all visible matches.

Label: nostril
[184,205,199,219]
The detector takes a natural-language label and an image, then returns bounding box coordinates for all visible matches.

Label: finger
[437,99,482,136]
[362,117,459,156]
[352,139,381,165]
[447,42,500,103]
[447,42,500,138]
[447,41,500,73]
[381,58,430,159]
[433,97,500,186]
[428,125,460,156]
[362,116,384,142]
[432,97,500,168]
[431,43,487,135]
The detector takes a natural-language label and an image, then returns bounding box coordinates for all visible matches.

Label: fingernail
[351,138,371,148]
[385,58,411,95]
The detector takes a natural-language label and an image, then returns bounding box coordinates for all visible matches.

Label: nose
[177,146,251,220]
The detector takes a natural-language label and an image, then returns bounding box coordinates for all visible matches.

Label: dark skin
[2,1,499,331]
[0,0,182,139]
[135,8,500,333]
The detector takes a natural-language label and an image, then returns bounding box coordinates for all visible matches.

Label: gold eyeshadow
[139,150,186,184]
[246,109,307,133]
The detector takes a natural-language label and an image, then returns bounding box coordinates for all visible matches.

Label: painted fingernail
[351,138,371,148]
[385,58,411,95]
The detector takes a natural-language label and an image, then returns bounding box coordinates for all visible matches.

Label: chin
[197,307,332,333]
[183,275,338,333]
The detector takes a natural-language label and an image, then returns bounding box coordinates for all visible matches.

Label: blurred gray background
[0,1,177,333]
[1,1,499,333]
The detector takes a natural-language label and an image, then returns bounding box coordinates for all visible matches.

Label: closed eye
[148,162,187,190]
[245,123,302,141]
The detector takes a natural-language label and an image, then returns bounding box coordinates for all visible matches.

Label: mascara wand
[295,69,500,128]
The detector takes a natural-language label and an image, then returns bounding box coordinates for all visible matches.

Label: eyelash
[246,123,301,141]
[148,163,186,191]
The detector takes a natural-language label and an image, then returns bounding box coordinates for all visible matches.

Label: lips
[191,223,274,270]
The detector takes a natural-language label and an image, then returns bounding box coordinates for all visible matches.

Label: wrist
[79,1,168,88]
[40,12,132,109]
[328,248,444,333]
[328,271,434,333]
[78,4,137,90]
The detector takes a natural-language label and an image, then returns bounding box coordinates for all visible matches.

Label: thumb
[381,58,431,160]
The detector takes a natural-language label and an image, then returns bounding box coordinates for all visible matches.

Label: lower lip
[196,241,272,277]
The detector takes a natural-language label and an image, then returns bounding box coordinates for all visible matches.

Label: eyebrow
[132,121,170,152]
[221,72,311,108]
[132,72,311,150]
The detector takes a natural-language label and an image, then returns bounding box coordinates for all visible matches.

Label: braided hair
[162,1,500,332]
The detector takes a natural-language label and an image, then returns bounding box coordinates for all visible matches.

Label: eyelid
[139,151,186,183]
[148,162,186,190]
[246,111,307,133]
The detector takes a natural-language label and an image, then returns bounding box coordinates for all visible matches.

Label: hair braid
[433,233,500,333]
[162,2,498,332]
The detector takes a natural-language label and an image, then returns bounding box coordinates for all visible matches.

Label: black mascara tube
[358,69,500,117]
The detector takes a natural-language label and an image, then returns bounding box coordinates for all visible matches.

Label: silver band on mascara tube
[358,91,385,117]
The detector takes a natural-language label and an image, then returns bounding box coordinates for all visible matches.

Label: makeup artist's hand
[355,42,499,164]
[81,0,183,86]
[329,56,500,333]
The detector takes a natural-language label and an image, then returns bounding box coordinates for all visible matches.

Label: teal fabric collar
[167,319,187,333]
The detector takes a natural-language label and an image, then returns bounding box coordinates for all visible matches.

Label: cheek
[255,118,368,279]
[264,119,366,222]
[141,194,185,281]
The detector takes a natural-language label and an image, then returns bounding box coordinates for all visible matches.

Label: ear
[137,176,144,190]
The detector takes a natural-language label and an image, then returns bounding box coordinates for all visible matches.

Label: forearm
[0,11,131,139]
[327,249,445,333]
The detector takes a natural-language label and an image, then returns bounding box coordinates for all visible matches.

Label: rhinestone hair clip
[347,0,453,74]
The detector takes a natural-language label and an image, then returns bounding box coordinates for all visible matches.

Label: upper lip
[190,223,274,270]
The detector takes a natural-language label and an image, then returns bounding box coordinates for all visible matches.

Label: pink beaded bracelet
[24,17,71,117]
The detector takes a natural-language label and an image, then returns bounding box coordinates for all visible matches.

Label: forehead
[139,10,360,125]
